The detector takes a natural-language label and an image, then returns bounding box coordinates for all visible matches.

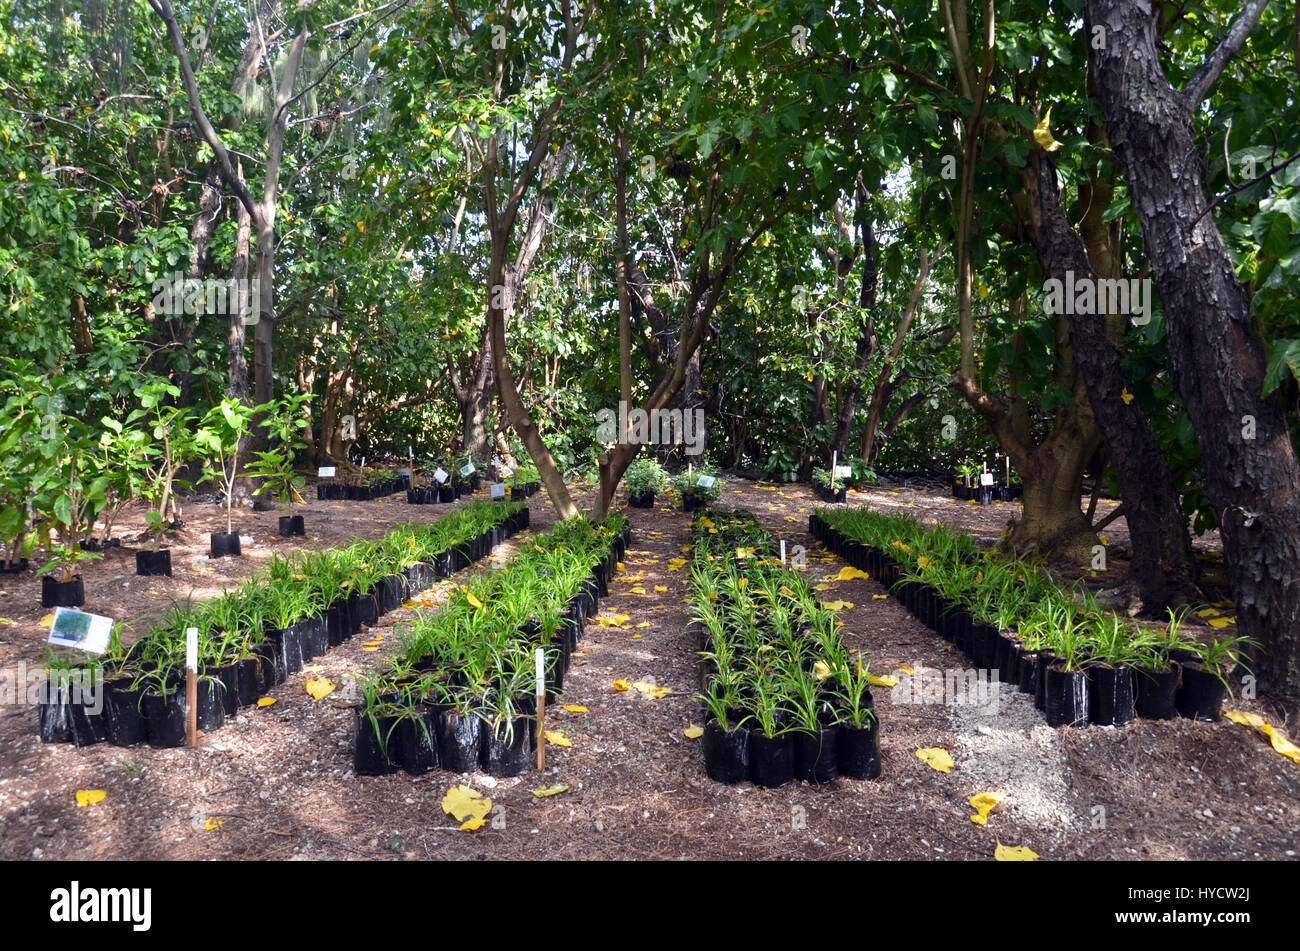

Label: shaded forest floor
[0,478,1295,861]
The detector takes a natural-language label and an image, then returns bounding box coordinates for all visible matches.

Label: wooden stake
[535,647,546,770]
[185,627,198,747]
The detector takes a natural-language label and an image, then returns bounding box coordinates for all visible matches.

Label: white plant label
[46,608,114,655]
[397,467,411,477]
[980,473,994,486]
[696,475,717,489]
[834,465,853,479]
[186,627,198,672]
[490,483,506,500]
[460,463,476,477]
[535,647,545,695]
[780,539,787,565]
[433,468,448,484]
[317,466,336,478]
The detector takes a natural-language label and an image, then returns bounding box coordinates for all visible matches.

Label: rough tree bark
[1089,0,1300,716]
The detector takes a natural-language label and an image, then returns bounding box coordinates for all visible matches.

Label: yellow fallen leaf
[813,583,837,592]
[635,621,650,629]
[39,613,54,628]
[256,697,277,708]
[1211,600,1234,609]
[1120,387,1134,405]
[837,566,871,581]
[544,730,572,747]
[632,634,642,639]
[969,792,1000,825]
[629,586,646,595]
[872,594,888,600]
[305,677,335,700]
[822,600,854,611]
[362,647,379,652]
[612,678,631,691]
[995,838,1039,861]
[1225,709,1300,765]
[867,673,899,687]
[205,818,224,831]
[684,724,704,739]
[633,680,672,699]
[301,664,325,674]
[460,816,486,831]
[532,784,569,797]
[595,612,631,627]
[465,591,483,609]
[1033,106,1063,151]
[75,790,106,808]
[667,558,686,571]
[898,665,915,674]
[572,652,585,657]
[441,785,491,828]
[654,585,668,592]
[812,660,833,683]
[916,747,954,773]
[562,704,588,713]
[1207,617,1235,628]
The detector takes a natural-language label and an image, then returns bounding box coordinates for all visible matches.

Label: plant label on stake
[831,450,838,489]
[186,627,198,747]
[317,466,336,479]
[459,462,476,478]
[535,647,546,770]
[433,468,448,484]
[490,483,506,500]
[696,475,716,489]
[980,472,993,487]
[780,540,787,566]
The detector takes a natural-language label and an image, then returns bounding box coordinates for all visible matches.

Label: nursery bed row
[36,500,530,750]
[317,470,411,501]
[811,508,1247,729]
[688,508,882,788]
[351,512,631,779]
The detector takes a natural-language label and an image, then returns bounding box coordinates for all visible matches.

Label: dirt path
[0,479,1295,861]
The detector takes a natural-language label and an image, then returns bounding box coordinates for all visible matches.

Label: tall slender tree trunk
[1089,0,1300,717]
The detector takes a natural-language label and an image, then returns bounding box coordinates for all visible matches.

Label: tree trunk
[1090,0,1300,716]
[1023,149,1199,609]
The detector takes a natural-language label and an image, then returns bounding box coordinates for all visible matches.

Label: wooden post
[535,647,546,770]
[185,627,198,746]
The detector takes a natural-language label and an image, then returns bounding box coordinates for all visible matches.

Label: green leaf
[1262,338,1300,397]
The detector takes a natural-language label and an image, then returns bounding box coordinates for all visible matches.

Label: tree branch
[1183,0,1270,103]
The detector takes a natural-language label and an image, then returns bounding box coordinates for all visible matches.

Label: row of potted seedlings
[810,508,1252,728]
[317,468,413,501]
[351,513,630,778]
[810,468,847,504]
[688,509,882,788]
[36,500,529,749]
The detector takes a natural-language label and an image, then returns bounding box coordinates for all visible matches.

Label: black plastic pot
[135,549,172,577]
[235,657,261,707]
[481,716,532,777]
[1034,650,1059,711]
[305,615,329,659]
[1017,651,1039,694]
[439,485,456,503]
[838,721,882,780]
[143,690,187,748]
[1175,664,1225,722]
[209,532,241,558]
[355,593,379,628]
[214,664,240,717]
[701,719,750,784]
[436,711,484,773]
[793,726,840,785]
[41,574,85,608]
[0,557,29,573]
[749,731,794,788]
[628,490,655,508]
[195,677,225,733]
[66,691,108,747]
[1044,665,1090,728]
[1089,664,1136,727]
[397,709,440,775]
[1134,665,1180,720]
[998,634,1023,686]
[105,679,146,747]
[38,688,73,743]
[353,707,400,776]
[278,515,305,537]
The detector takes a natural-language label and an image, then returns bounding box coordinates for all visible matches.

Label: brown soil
[1,481,1296,861]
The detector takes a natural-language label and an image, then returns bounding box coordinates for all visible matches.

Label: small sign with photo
[317,466,336,478]
[490,482,506,500]
[46,607,114,655]
[696,475,717,489]
[460,462,476,477]
[834,465,853,479]
[433,468,449,484]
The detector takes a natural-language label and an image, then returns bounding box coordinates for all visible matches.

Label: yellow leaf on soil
[821,600,854,611]
[812,660,833,683]
[544,730,572,747]
[612,678,631,691]
[995,839,1039,861]
[75,790,106,808]
[872,594,888,600]
[898,665,915,674]
[362,647,379,652]
[460,816,486,831]
[837,566,871,581]
[867,673,899,687]
[441,785,492,826]
[969,792,1001,825]
[684,725,704,739]
[635,621,650,628]
[916,747,954,772]
[629,586,646,595]
[532,784,569,797]
[633,680,671,699]
[257,697,277,708]
[654,585,668,592]
[813,583,836,591]
[39,613,54,628]
[562,705,588,713]
[305,678,335,700]
[668,559,686,571]
[595,612,630,627]
[1225,709,1300,765]
[205,818,224,830]
[1207,616,1235,628]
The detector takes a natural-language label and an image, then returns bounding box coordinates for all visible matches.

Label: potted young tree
[193,398,255,558]
[245,393,313,537]
[126,383,193,577]
[32,419,109,608]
